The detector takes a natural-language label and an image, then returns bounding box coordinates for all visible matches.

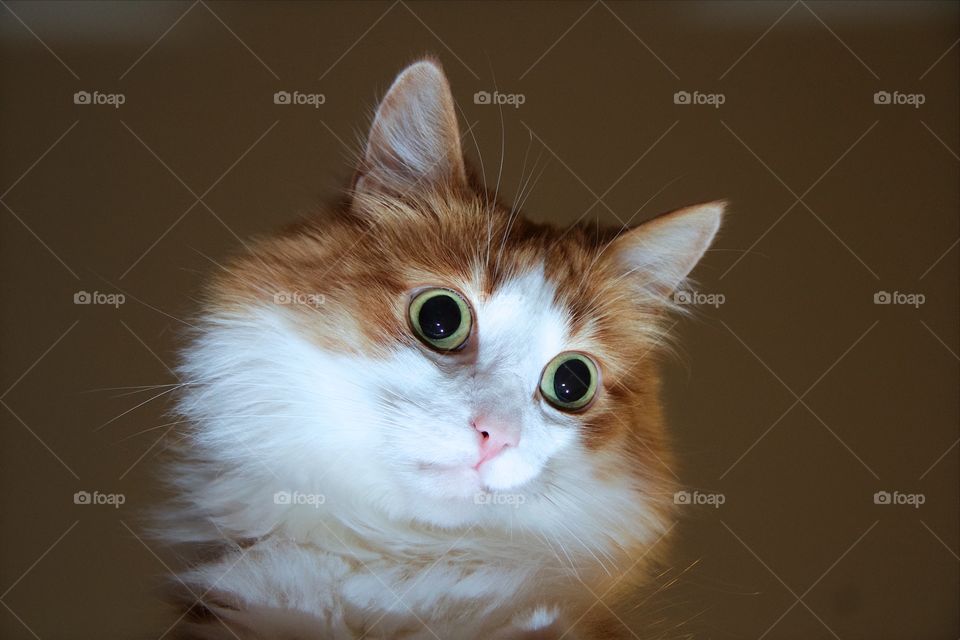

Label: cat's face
[344,269,582,501]
[183,60,721,531]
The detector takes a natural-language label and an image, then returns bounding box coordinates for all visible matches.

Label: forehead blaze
[338,195,638,357]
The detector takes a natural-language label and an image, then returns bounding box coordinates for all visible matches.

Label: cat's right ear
[603,201,724,300]
[353,59,467,197]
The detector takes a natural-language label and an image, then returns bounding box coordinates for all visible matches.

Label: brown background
[1,1,957,638]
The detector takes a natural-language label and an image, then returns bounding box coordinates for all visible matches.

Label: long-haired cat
[159,58,723,639]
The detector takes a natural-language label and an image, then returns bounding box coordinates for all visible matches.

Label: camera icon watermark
[73,490,126,508]
[273,291,325,307]
[473,90,526,109]
[873,90,925,108]
[673,90,725,109]
[73,90,126,108]
[273,490,326,508]
[873,490,924,508]
[73,290,126,308]
[273,90,326,108]
[474,492,526,508]
[873,290,925,308]
[673,490,725,508]
[673,289,726,308]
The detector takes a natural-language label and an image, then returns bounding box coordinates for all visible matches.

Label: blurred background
[1,1,957,638]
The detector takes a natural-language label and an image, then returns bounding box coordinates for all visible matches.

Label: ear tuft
[355,59,466,197]
[605,201,724,298]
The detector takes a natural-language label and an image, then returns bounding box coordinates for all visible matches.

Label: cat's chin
[416,462,484,499]
[413,459,538,505]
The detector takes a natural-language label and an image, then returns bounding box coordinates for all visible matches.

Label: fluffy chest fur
[175,520,627,638]
[158,58,722,639]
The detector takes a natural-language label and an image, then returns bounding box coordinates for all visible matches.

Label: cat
[157,57,723,639]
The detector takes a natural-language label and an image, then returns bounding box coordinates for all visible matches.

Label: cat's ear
[354,59,467,197]
[604,201,724,298]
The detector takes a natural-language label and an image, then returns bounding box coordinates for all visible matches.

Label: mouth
[415,461,489,496]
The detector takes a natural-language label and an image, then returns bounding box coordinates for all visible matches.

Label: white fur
[164,266,665,638]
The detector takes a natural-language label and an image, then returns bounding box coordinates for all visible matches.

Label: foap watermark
[74,290,125,308]
[274,291,325,307]
[873,290,925,308]
[674,490,725,508]
[474,90,526,109]
[273,90,326,108]
[74,490,126,509]
[674,289,726,308]
[274,490,326,508]
[73,90,125,108]
[673,90,725,109]
[474,492,526,508]
[873,490,925,508]
[873,90,925,108]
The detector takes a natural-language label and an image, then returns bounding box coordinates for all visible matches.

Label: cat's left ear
[354,59,467,197]
[604,201,724,298]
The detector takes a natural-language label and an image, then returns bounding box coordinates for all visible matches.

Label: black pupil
[419,294,462,340]
[553,358,591,403]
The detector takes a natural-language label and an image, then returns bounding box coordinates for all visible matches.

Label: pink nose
[472,417,519,468]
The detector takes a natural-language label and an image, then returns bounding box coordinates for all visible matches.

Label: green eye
[409,288,472,351]
[539,352,599,411]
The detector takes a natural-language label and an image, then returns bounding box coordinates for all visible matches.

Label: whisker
[96,385,181,432]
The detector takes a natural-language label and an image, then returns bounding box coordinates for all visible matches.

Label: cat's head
[178,59,722,535]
